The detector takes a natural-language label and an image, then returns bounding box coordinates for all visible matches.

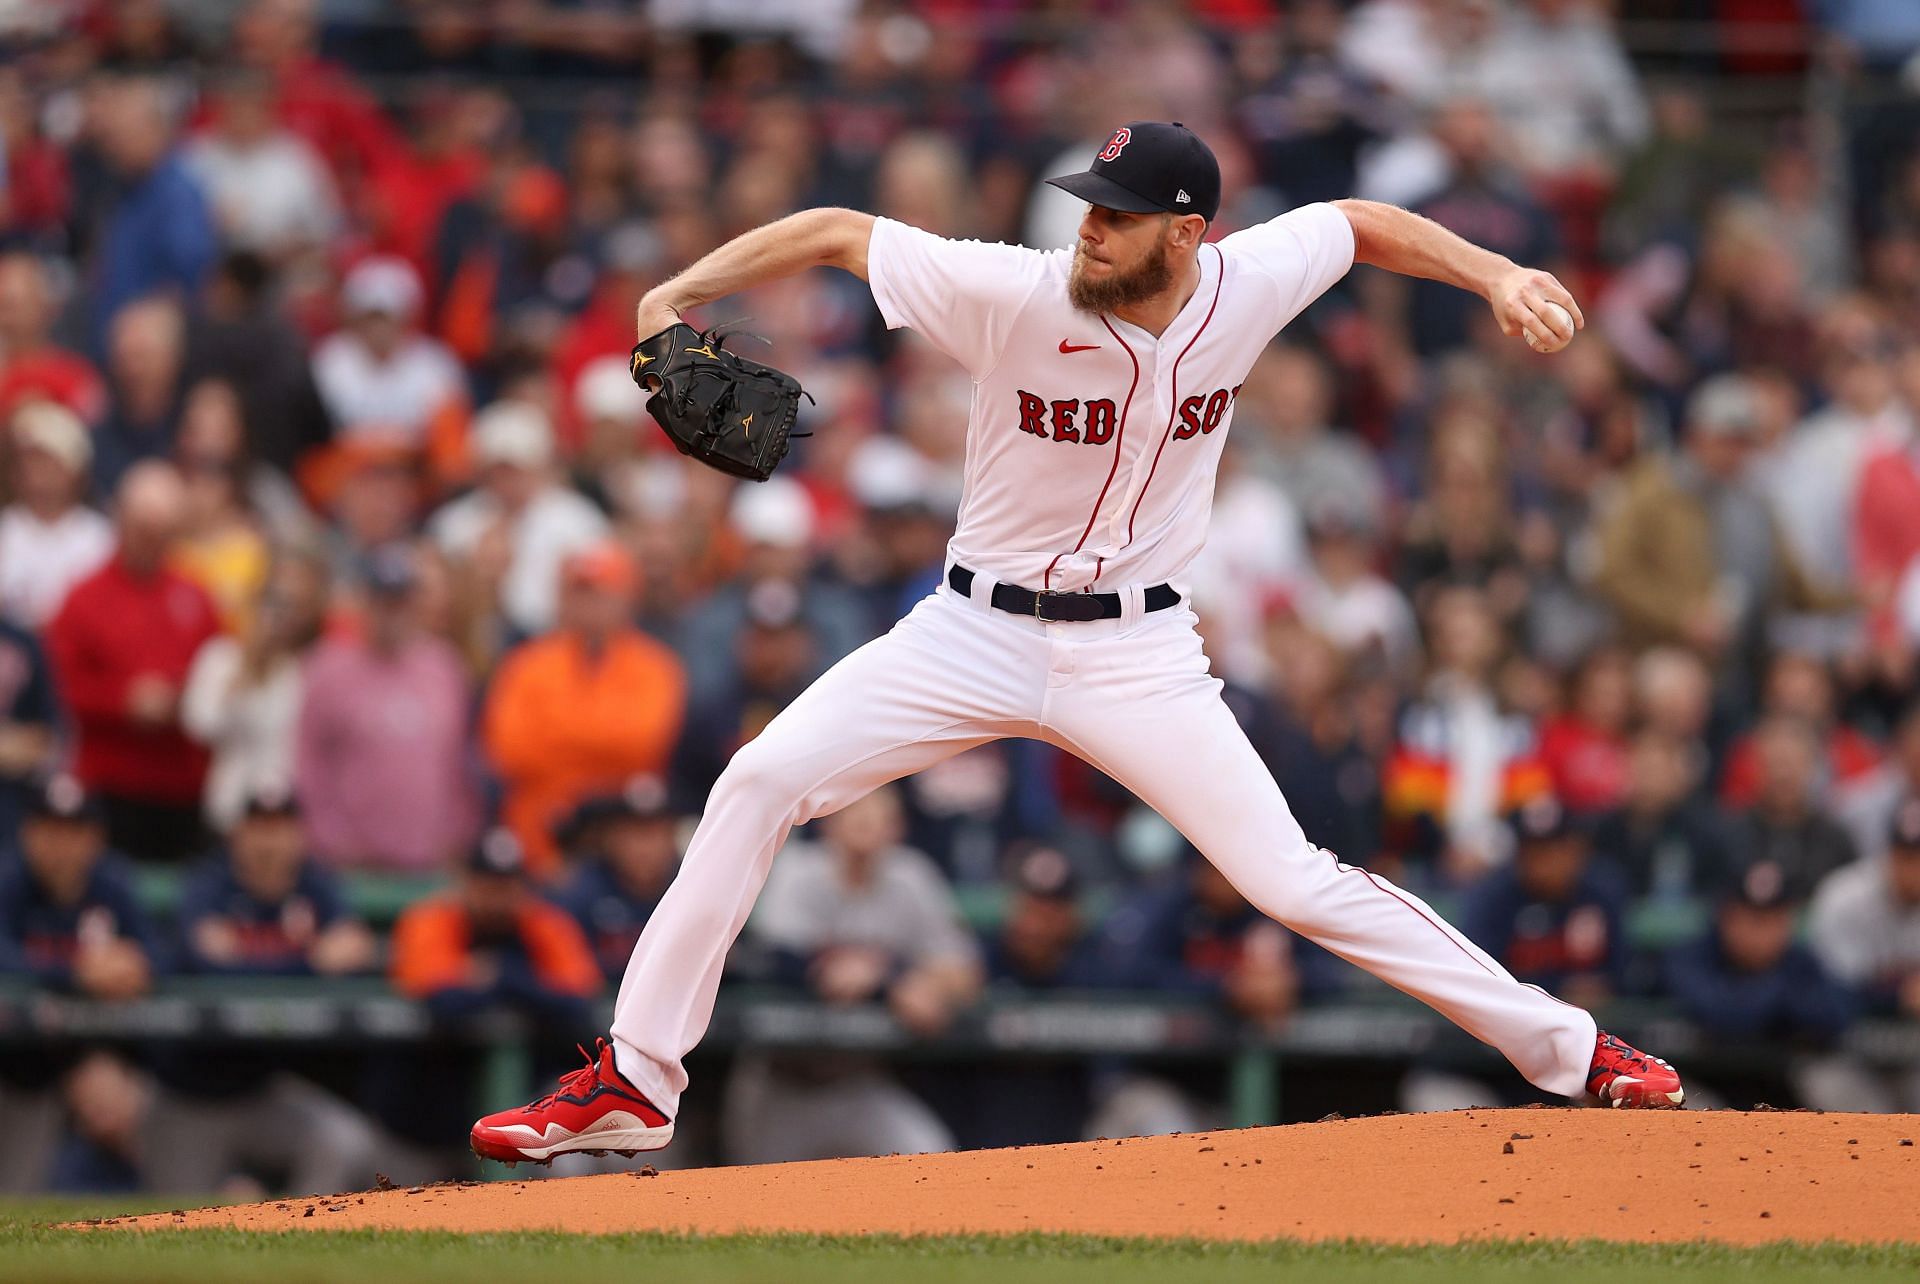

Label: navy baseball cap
[1723,859,1799,911]
[468,827,528,878]
[1047,121,1221,224]
[1509,796,1579,847]
[555,774,675,846]
[28,774,104,826]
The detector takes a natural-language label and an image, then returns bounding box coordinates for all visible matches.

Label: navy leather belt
[947,563,1180,623]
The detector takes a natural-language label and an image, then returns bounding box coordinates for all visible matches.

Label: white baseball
[1525,301,1575,354]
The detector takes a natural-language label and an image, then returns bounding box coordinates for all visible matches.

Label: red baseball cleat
[1586,1030,1685,1108]
[470,1038,673,1165]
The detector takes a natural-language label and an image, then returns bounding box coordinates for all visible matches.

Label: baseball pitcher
[471,121,1683,1166]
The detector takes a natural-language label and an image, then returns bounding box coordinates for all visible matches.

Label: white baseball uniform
[610,204,1598,1115]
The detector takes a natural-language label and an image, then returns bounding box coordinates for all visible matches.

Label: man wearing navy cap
[1664,859,1864,1110]
[0,776,157,1190]
[555,775,681,981]
[144,784,383,1194]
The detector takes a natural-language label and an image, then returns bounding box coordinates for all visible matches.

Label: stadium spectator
[1233,344,1387,536]
[310,256,464,451]
[938,843,1100,1149]
[483,540,685,875]
[295,542,478,872]
[725,786,980,1163]
[0,776,157,1000]
[567,353,653,516]
[1537,646,1632,816]
[673,577,820,805]
[83,75,216,343]
[145,784,380,1194]
[0,400,114,630]
[0,71,70,249]
[1763,301,1909,603]
[0,610,58,848]
[0,252,106,424]
[1838,700,1920,864]
[183,71,340,260]
[678,478,868,705]
[1394,416,1528,625]
[1457,798,1629,1008]
[390,826,601,1022]
[1591,729,1735,904]
[1399,95,1563,358]
[1384,585,1550,882]
[1594,374,1837,691]
[1631,646,1716,757]
[1723,715,1860,901]
[1664,859,1865,1111]
[44,1052,147,1196]
[0,776,157,1193]
[1261,621,1385,871]
[1295,493,1419,680]
[180,252,333,478]
[1474,0,1649,183]
[1716,652,1883,810]
[1084,847,1334,1135]
[1808,798,1920,1111]
[171,380,272,632]
[835,438,955,639]
[429,399,609,639]
[93,296,189,496]
[383,827,602,1177]
[555,775,680,981]
[1234,0,1386,210]
[45,462,222,863]
[181,548,330,833]
[318,441,422,584]
[1403,796,1628,1112]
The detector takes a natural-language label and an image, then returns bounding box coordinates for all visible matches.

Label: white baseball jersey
[866,203,1356,592]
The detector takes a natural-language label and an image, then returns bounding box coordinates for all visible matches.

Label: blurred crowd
[3,0,1920,1194]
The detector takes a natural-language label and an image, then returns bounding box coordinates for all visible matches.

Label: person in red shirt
[1718,651,1882,809]
[45,462,222,862]
[1852,352,1920,636]
[1538,645,1633,816]
[0,252,107,425]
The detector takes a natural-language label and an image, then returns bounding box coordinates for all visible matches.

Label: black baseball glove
[629,322,808,482]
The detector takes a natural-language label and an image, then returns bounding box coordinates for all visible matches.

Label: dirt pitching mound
[109,1109,1919,1245]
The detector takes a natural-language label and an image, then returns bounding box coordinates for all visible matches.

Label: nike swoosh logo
[1059,340,1100,354]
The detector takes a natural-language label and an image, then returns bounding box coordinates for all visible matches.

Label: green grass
[5,1201,1919,1284]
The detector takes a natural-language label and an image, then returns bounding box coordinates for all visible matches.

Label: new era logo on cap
[1175,190,1190,204]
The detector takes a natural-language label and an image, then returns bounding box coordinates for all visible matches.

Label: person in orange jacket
[380,827,601,1172]
[482,541,686,876]
[389,827,602,1022]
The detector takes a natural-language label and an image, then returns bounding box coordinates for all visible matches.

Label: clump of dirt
[103,1109,1920,1245]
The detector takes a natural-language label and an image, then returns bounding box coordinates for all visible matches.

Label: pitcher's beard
[1068,240,1173,314]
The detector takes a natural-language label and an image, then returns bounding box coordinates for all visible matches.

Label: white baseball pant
[610,575,1597,1116]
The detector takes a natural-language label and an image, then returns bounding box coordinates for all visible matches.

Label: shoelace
[525,1039,607,1112]
[1597,1035,1655,1075]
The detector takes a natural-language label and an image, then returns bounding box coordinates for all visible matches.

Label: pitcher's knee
[712,739,811,818]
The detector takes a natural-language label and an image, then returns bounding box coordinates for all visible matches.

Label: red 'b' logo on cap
[1097,128,1131,162]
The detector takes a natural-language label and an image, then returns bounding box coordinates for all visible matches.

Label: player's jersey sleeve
[866,216,1049,381]
[1218,202,1356,333]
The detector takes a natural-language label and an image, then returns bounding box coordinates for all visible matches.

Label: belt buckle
[1029,587,1090,621]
